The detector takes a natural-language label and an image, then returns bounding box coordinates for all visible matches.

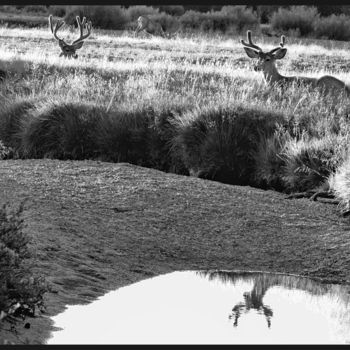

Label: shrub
[48,5,66,17]
[146,108,188,174]
[0,202,49,330]
[64,6,129,30]
[0,100,36,152]
[219,6,259,32]
[0,140,13,160]
[124,5,159,22]
[179,6,258,34]
[270,6,319,37]
[173,106,285,185]
[148,12,180,33]
[314,14,350,41]
[23,5,48,14]
[19,102,102,160]
[257,5,281,23]
[330,155,350,214]
[157,6,185,17]
[281,134,346,193]
[95,109,149,164]
[252,126,291,191]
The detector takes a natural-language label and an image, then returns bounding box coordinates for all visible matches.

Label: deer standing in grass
[241,30,350,96]
[49,15,92,59]
[134,15,167,38]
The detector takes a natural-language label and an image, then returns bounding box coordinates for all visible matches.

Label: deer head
[48,15,92,59]
[241,30,287,72]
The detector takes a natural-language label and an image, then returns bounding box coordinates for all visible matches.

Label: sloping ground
[0,159,350,344]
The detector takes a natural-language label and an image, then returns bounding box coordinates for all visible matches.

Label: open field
[1,25,350,343]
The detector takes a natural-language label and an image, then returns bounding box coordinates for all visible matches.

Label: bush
[64,6,129,30]
[124,5,159,22]
[23,5,48,14]
[179,6,259,34]
[330,155,350,214]
[270,6,319,37]
[19,102,102,160]
[252,127,291,191]
[257,5,281,23]
[219,6,260,32]
[173,106,285,185]
[281,134,346,193]
[148,12,180,33]
[157,6,185,17]
[0,140,13,160]
[95,109,149,164]
[0,100,36,152]
[314,14,350,41]
[48,5,66,17]
[0,202,48,330]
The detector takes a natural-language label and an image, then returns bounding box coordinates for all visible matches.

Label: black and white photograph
[0,2,350,345]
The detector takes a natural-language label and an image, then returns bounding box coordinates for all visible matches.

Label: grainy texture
[0,159,349,344]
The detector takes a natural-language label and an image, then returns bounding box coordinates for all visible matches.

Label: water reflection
[47,270,350,344]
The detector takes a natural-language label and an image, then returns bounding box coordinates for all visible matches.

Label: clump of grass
[0,140,13,160]
[0,201,49,332]
[95,108,150,164]
[173,105,286,185]
[0,99,37,152]
[252,126,291,191]
[330,155,350,214]
[19,101,103,159]
[281,133,347,193]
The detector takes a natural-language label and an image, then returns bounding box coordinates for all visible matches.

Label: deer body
[241,31,349,96]
[134,16,166,38]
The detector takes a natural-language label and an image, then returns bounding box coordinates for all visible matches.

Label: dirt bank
[0,159,349,344]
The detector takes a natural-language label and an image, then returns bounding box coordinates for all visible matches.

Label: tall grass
[1,26,350,200]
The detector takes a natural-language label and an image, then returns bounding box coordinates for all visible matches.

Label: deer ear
[272,48,287,59]
[243,47,260,59]
[72,41,84,50]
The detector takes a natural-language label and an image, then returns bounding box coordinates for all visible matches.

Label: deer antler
[71,16,92,45]
[48,15,68,45]
[270,35,286,54]
[240,30,262,52]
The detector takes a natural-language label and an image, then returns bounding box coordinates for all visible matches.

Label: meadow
[1,25,350,210]
[2,22,350,344]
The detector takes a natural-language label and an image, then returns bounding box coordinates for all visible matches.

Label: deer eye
[265,58,270,61]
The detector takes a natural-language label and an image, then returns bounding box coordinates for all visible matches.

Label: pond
[46,270,350,344]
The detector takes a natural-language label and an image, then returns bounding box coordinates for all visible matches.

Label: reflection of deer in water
[229,276,274,328]
[199,270,340,330]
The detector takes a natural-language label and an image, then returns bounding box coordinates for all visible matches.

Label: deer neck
[262,62,284,84]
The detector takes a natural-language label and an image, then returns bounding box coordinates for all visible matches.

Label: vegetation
[0,202,49,333]
[1,9,350,215]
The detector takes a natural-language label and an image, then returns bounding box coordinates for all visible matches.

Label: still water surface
[47,270,350,344]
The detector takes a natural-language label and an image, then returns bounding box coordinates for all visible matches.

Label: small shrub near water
[0,202,49,332]
[281,134,347,193]
[330,155,350,214]
[0,100,37,152]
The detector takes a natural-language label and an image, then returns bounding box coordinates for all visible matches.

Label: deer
[48,15,92,59]
[134,15,168,38]
[241,30,350,96]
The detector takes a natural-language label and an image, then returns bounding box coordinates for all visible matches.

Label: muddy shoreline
[0,159,349,344]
